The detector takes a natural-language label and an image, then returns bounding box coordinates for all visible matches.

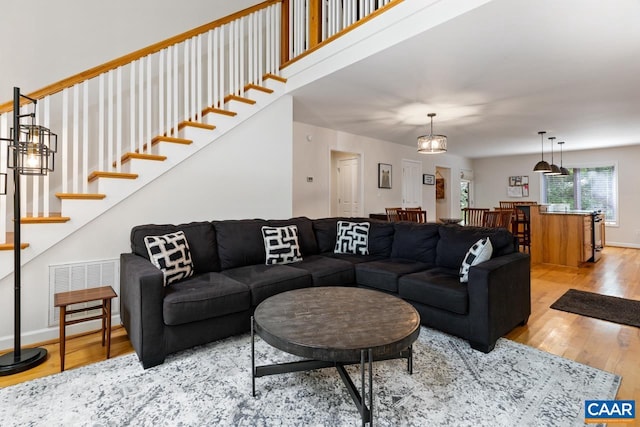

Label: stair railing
[0,0,402,245]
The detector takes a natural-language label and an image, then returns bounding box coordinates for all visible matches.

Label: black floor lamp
[0,87,57,376]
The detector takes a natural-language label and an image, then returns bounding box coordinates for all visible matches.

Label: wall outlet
[306,176,313,183]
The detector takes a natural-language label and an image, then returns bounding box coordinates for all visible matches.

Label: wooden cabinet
[530,207,596,267]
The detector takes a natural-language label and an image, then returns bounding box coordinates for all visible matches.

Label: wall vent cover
[48,259,120,328]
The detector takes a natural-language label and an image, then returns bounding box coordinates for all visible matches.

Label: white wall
[472,144,640,247]
[292,122,472,221]
[0,95,293,349]
[0,0,261,97]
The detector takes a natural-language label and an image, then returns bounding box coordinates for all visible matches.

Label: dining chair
[397,209,427,223]
[482,211,502,228]
[462,208,489,226]
[385,207,402,222]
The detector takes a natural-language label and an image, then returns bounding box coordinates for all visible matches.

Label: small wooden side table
[54,285,117,371]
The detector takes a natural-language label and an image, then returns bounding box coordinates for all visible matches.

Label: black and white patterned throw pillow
[144,231,194,286]
[334,221,370,255]
[262,225,303,265]
[459,237,493,283]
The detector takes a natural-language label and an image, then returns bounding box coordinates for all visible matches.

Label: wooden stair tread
[244,83,274,94]
[21,216,71,224]
[113,152,167,167]
[56,193,106,200]
[88,171,138,183]
[202,107,237,117]
[151,135,193,145]
[223,94,256,105]
[264,73,287,83]
[178,121,216,131]
[0,233,29,250]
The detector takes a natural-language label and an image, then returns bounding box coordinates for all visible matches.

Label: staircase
[0,0,412,348]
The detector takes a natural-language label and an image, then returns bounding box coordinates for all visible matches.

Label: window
[542,164,617,224]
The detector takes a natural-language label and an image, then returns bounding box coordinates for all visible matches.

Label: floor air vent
[48,259,120,328]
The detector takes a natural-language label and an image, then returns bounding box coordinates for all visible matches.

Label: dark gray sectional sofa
[120,216,531,368]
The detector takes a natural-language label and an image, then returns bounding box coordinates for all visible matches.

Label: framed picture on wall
[378,163,392,189]
[423,174,435,185]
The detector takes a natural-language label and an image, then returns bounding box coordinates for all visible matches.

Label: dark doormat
[550,289,640,328]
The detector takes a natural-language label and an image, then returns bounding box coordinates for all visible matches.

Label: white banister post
[220,25,225,108]
[173,43,179,133]
[240,17,245,96]
[213,28,219,108]
[190,37,197,121]
[183,39,190,123]
[207,30,213,108]
[197,35,202,119]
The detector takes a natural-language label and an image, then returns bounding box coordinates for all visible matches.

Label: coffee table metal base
[251,317,413,426]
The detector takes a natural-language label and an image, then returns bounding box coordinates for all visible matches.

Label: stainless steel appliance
[591,211,604,262]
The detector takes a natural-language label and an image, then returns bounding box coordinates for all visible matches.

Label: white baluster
[191,36,196,120]
[159,50,165,144]
[138,57,144,153]
[0,114,7,241]
[147,54,151,146]
[184,39,189,123]
[213,28,219,108]
[220,25,226,107]
[240,17,245,96]
[197,35,202,118]
[107,71,114,174]
[275,4,281,75]
[62,88,69,193]
[43,96,51,215]
[116,67,122,173]
[82,81,89,193]
[207,30,213,108]
[132,59,138,155]
[99,74,105,173]
[73,84,79,194]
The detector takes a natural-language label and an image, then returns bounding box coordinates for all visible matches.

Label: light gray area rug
[0,327,620,426]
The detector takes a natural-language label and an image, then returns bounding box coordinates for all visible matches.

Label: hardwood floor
[2,247,639,413]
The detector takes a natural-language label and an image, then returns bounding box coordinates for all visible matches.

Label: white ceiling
[290,0,640,159]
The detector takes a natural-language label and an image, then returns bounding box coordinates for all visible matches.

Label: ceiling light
[417,113,447,154]
[545,136,561,175]
[533,131,551,172]
[558,141,570,176]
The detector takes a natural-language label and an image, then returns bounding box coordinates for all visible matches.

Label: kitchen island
[530,206,605,267]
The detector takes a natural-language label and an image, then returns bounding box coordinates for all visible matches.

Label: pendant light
[546,136,561,175]
[417,113,447,154]
[533,131,551,172]
[558,141,570,176]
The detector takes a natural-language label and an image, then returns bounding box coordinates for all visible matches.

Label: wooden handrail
[280,0,404,69]
[0,0,282,113]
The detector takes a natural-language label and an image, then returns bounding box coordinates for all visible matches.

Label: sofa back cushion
[267,217,318,256]
[130,221,220,273]
[436,225,515,269]
[213,219,269,270]
[391,222,440,264]
[312,218,394,257]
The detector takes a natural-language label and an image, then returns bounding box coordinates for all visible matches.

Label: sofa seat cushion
[398,268,468,315]
[289,255,354,286]
[356,259,431,293]
[163,273,250,326]
[222,264,312,306]
[321,252,386,265]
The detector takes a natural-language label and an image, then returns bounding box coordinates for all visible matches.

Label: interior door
[402,159,422,208]
[338,158,360,217]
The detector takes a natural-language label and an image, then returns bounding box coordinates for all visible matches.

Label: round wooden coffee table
[251,286,421,426]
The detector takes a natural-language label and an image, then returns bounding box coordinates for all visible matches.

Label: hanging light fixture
[533,131,551,172]
[545,136,561,175]
[417,113,447,154]
[558,141,570,176]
